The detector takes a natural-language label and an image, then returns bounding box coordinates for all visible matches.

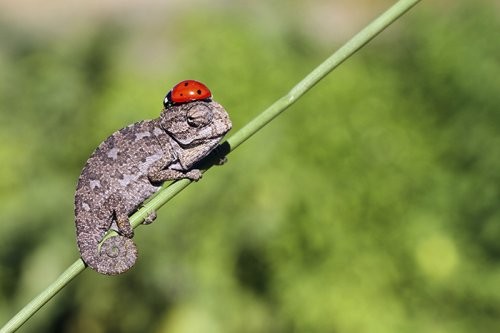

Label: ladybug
[164,80,212,107]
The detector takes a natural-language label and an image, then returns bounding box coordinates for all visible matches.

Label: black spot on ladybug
[197,89,202,95]
[184,82,189,86]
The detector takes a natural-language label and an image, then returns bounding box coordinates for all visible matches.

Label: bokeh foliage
[1,1,499,332]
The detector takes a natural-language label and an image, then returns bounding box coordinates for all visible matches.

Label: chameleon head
[160,100,232,147]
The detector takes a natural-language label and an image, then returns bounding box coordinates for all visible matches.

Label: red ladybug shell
[168,80,212,104]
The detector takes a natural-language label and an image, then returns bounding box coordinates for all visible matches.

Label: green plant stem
[0,0,421,332]
[227,0,422,151]
[0,260,85,333]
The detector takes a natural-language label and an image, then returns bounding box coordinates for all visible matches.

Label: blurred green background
[1,0,499,332]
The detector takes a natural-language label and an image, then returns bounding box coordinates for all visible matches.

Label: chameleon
[74,83,231,275]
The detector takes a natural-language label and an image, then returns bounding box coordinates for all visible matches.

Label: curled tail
[77,229,138,275]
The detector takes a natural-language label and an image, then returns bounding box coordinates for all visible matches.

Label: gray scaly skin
[74,101,232,275]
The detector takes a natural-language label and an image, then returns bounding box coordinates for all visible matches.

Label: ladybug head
[163,91,173,108]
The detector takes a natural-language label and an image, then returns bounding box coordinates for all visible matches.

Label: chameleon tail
[78,231,138,275]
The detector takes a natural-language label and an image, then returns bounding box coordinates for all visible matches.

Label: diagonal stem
[0,0,422,331]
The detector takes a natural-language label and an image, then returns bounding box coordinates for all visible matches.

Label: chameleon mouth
[171,134,222,149]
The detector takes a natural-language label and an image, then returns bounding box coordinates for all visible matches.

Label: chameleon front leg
[142,210,157,225]
[148,155,202,183]
[143,157,201,226]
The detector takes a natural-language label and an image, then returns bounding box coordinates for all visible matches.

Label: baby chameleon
[74,82,231,275]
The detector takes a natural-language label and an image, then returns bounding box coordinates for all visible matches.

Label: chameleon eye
[186,105,212,128]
